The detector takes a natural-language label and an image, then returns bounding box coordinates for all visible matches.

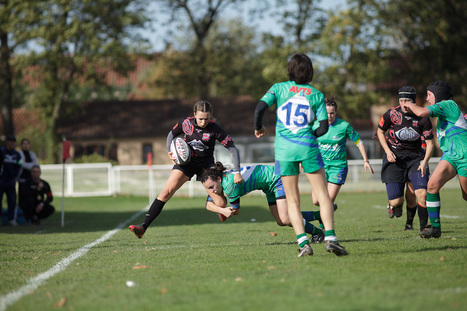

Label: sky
[142,0,347,52]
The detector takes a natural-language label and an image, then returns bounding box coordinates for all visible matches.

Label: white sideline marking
[0,206,148,311]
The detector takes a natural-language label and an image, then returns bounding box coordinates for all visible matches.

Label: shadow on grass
[0,204,291,235]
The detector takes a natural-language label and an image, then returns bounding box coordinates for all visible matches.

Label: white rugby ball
[170,136,191,165]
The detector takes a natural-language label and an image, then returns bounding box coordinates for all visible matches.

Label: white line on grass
[0,206,148,311]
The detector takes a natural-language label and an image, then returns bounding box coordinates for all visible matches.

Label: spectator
[18,138,39,223]
[0,135,22,226]
[25,165,55,224]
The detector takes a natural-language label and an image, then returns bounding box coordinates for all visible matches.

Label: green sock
[426,192,441,229]
[324,229,337,241]
[297,233,309,248]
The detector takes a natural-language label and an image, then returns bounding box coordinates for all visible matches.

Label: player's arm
[406,104,430,118]
[226,145,243,184]
[356,141,374,174]
[205,195,235,218]
[376,127,396,163]
[254,100,269,138]
[419,139,434,177]
[314,120,329,137]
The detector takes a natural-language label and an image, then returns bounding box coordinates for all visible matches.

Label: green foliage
[0,190,466,310]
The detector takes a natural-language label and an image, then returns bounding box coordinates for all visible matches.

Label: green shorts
[324,163,348,185]
[276,154,324,176]
[441,153,467,178]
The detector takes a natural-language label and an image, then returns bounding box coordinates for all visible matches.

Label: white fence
[40,158,460,199]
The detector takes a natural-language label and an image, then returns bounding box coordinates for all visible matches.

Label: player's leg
[277,161,312,257]
[327,182,342,211]
[421,159,457,239]
[459,175,467,201]
[403,182,417,231]
[386,183,405,219]
[304,167,347,256]
[129,169,190,238]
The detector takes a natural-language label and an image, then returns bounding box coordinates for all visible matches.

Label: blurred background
[1,0,466,166]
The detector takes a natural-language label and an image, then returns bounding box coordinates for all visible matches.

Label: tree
[151,0,250,98]
[16,0,150,162]
[317,0,467,119]
[142,18,268,99]
[0,0,41,137]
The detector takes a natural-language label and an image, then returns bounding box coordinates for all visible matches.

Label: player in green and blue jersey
[201,162,325,243]
[312,96,374,210]
[406,80,467,239]
[253,53,347,257]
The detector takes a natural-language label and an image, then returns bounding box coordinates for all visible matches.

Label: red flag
[63,140,71,160]
[147,152,153,171]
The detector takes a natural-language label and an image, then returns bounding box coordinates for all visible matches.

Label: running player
[377,86,434,232]
[312,96,374,211]
[405,80,467,238]
[129,101,243,238]
[254,53,348,257]
[201,162,325,244]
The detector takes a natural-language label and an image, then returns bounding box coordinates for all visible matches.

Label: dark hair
[21,138,30,144]
[325,95,338,111]
[200,162,226,183]
[194,100,213,117]
[288,53,314,84]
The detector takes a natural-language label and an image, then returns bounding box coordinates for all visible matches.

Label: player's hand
[255,127,266,138]
[222,207,235,218]
[364,162,374,174]
[386,152,396,163]
[168,152,177,164]
[231,207,240,215]
[234,172,243,184]
[418,161,428,177]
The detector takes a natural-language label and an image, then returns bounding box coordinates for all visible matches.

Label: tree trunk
[0,30,15,136]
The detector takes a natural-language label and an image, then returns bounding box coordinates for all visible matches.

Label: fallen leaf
[267,266,276,270]
[54,252,60,255]
[113,250,118,253]
[235,277,243,282]
[132,265,148,269]
[33,256,39,259]
[161,288,168,294]
[269,232,277,236]
[54,297,67,308]
[440,256,445,262]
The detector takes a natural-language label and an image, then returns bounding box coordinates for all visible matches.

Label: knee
[462,192,467,201]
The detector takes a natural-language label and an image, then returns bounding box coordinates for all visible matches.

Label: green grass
[0,190,466,311]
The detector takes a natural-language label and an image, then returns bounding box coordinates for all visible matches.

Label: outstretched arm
[406,105,430,118]
[356,141,374,174]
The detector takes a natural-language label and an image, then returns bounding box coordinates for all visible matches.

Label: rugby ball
[170,136,191,165]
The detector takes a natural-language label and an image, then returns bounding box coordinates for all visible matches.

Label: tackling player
[201,162,325,245]
[405,80,467,238]
[129,101,243,239]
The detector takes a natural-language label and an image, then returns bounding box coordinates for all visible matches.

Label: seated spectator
[25,165,55,224]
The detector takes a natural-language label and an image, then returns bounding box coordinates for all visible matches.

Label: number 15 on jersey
[277,94,315,134]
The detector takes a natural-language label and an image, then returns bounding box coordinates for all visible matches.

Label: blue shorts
[386,171,428,200]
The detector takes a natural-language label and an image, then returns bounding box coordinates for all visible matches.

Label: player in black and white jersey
[129,101,243,239]
[377,86,434,232]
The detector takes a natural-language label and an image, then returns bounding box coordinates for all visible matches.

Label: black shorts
[381,152,429,184]
[173,159,213,181]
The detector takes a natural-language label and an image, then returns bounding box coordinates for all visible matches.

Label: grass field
[0,190,466,311]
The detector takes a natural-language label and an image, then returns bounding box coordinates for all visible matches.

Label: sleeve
[20,151,39,170]
[259,84,277,107]
[43,181,53,204]
[427,103,444,118]
[346,123,362,146]
[166,131,175,153]
[420,117,434,140]
[227,145,241,173]
[378,110,391,132]
[254,100,269,130]
[315,93,328,122]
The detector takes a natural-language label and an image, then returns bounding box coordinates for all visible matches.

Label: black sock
[142,199,166,230]
[406,205,417,225]
[417,203,428,230]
